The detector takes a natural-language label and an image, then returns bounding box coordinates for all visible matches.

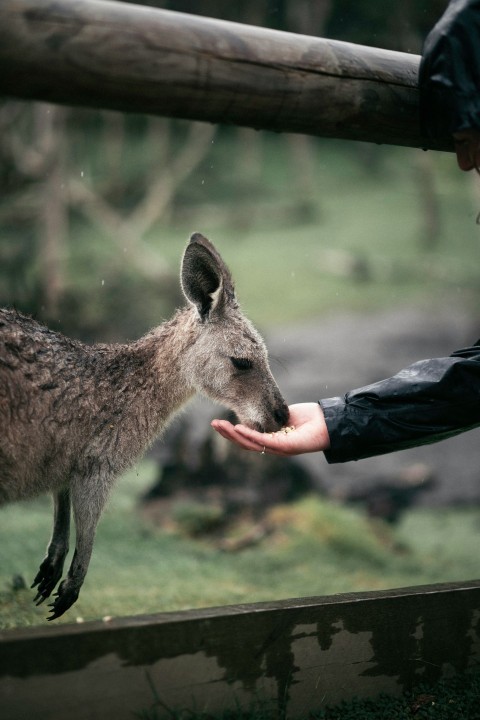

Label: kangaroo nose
[274,404,289,428]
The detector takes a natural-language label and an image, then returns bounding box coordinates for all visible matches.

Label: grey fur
[0,233,288,619]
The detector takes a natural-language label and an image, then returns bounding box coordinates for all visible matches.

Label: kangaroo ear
[181,233,235,320]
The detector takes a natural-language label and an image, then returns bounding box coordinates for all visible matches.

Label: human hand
[453,129,480,172]
[211,402,330,456]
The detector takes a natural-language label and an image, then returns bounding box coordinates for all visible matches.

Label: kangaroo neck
[127,306,199,433]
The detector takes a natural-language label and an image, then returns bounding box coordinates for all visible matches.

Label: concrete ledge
[1,580,479,719]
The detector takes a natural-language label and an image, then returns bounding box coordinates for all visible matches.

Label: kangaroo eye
[230,357,253,371]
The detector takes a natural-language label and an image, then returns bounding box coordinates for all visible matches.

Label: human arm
[322,342,480,463]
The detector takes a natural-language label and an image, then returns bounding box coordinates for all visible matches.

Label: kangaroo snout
[274,403,290,429]
[239,395,289,433]
[261,398,289,433]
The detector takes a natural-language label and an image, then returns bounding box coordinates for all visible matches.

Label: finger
[233,425,297,454]
[233,424,286,446]
[230,434,292,457]
[212,422,296,457]
[211,419,234,434]
[211,420,265,452]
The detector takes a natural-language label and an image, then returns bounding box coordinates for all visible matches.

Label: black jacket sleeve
[419,0,480,139]
[320,342,480,463]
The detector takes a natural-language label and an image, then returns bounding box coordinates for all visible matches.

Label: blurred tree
[284,0,333,220]
[326,0,449,49]
[67,115,216,259]
[390,0,442,250]
[0,102,216,339]
[0,103,67,316]
[120,0,449,46]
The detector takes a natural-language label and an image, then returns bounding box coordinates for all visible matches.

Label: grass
[1,460,479,629]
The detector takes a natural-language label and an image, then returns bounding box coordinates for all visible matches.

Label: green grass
[1,461,479,629]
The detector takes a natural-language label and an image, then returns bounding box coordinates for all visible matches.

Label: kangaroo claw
[31,558,64,605]
[46,583,80,620]
[34,591,48,606]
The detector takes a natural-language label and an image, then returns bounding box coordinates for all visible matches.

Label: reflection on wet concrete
[1,581,479,719]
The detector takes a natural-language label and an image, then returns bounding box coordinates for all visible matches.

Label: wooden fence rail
[0,0,452,152]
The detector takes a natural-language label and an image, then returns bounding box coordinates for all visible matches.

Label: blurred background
[1,0,480,626]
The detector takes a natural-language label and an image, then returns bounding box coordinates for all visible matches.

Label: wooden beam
[0,0,452,152]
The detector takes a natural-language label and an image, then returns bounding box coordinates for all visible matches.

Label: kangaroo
[0,233,288,620]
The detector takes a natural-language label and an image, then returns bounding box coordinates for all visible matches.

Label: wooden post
[0,0,452,152]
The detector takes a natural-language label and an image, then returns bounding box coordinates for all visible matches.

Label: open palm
[211,402,330,456]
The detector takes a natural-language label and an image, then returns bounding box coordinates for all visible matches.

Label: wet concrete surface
[2,581,479,719]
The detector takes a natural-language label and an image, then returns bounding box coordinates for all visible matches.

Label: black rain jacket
[419,0,480,138]
[320,0,480,463]
[321,342,480,463]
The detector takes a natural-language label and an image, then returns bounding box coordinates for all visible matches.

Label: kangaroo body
[0,234,288,619]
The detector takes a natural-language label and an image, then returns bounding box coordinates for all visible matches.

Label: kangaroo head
[180,233,289,432]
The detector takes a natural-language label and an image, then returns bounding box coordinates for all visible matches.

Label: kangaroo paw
[31,557,64,605]
[47,580,80,620]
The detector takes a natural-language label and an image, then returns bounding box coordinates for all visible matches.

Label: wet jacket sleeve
[320,343,480,463]
[419,0,480,138]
